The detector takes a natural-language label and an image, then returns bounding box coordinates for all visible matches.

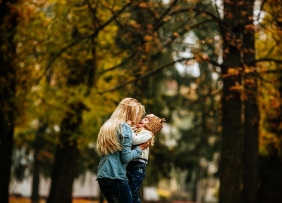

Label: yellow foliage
[139,2,148,8]
[256,0,282,156]
[172,32,179,38]
[144,35,153,41]
[158,189,171,198]
[229,84,243,92]
[14,0,131,145]
[226,67,241,76]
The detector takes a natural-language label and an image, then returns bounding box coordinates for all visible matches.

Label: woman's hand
[139,140,151,150]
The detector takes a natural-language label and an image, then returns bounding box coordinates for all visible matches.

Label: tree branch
[256,72,282,84]
[37,1,132,82]
[98,51,138,75]
[256,0,267,24]
[98,1,131,31]
[97,57,194,94]
[84,0,101,27]
[37,35,93,82]
[153,0,179,30]
[247,58,282,66]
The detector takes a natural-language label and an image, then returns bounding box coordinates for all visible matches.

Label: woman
[96,98,150,203]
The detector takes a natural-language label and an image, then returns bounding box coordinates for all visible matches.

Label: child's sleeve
[132,130,153,145]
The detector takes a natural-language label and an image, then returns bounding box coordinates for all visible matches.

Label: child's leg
[97,178,133,203]
[126,161,146,203]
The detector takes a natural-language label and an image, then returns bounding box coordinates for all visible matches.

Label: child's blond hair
[96,98,145,155]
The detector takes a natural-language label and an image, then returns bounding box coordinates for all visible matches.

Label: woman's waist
[131,158,148,164]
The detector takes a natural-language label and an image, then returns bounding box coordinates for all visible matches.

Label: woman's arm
[132,129,153,145]
[120,123,143,164]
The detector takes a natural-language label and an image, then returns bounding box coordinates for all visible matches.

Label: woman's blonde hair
[96,98,145,155]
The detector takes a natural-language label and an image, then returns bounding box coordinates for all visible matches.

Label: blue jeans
[126,161,147,203]
[97,178,133,203]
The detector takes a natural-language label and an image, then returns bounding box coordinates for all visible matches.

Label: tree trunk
[242,1,259,203]
[47,141,79,203]
[47,102,86,203]
[31,149,40,203]
[219,1,244,203]
[258,156,282,203]
[0,1,18,203]
[257,67,282,203]
[99,192,104,203]
[31,122,48,203]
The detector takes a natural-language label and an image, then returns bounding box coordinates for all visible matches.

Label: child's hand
[147,138,152,146]
[126,120,132,125]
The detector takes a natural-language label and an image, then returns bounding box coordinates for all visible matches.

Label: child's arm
[132,129,153,145]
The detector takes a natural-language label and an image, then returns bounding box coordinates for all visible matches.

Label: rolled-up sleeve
[120,123,142,163]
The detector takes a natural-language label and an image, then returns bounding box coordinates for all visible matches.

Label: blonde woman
[96,98,150,203]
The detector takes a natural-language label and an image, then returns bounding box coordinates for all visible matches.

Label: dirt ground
[9,197,106,203]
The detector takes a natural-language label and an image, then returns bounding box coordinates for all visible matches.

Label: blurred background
[1,0,282,203]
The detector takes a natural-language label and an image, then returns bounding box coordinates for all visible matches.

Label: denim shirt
[97,122,142,181]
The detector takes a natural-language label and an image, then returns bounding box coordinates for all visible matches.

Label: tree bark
[258,156,282,203]
[31,149,40,203]
[99,192,104,203]
[242,1,259,203]
[31,122,47,203]
[47,102,86,203]
[0,1,18,203]
[219,1,244,203]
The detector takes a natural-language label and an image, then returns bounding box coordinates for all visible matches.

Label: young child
[126,114,166,203]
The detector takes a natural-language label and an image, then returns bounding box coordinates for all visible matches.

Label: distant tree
[256,0,282,202]
[0,1,19,203]
[219,0,260,202]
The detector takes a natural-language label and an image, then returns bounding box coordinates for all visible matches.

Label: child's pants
[126,161,147,203]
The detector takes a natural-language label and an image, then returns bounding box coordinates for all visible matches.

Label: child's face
[137,117,149,128]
